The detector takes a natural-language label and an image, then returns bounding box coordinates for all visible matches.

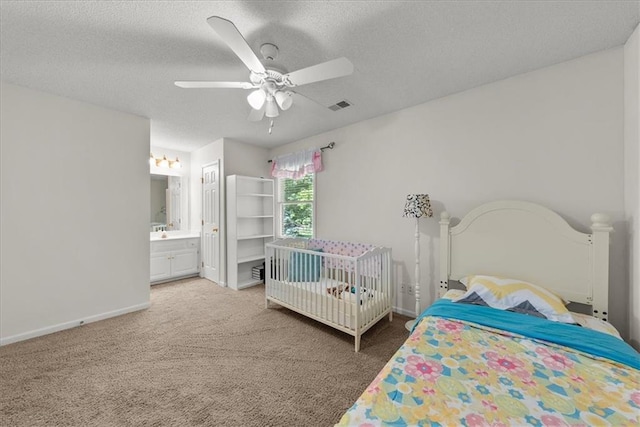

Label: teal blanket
[413,299,639,370]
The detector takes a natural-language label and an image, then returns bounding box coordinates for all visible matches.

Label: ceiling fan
[175,16,354,124]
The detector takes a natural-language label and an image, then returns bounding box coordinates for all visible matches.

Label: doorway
[201,161,220,284]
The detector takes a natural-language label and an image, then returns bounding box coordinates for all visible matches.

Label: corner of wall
[624,24,640,350]
[223,137,270,178]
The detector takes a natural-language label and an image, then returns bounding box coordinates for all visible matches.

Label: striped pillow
[453,275,575,324]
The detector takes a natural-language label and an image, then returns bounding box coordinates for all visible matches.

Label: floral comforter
[337,307,639,426]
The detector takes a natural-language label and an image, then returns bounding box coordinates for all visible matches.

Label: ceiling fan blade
[248,106,265,122]
[175,81,255,89]
[284,57,353,86]
[207,16,266,74]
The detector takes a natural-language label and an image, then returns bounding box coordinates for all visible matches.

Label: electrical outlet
[407,285,414,296]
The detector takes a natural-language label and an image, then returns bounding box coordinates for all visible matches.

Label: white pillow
[571,312,622,339]
[441,289,465,300]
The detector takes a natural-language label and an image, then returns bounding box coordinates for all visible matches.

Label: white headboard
[438,201,613,321]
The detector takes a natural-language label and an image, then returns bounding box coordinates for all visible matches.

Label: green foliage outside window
[280,175,313,238]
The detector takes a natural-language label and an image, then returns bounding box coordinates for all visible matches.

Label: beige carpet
[0,278,409,426]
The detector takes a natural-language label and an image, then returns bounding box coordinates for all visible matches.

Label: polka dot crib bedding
[265,238,393,352]
[337,300,639,426]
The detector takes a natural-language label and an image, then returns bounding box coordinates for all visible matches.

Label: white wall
[624,25,640,350]
[270,48,629,336]
[223,138,270,178]
[0,82,150,344]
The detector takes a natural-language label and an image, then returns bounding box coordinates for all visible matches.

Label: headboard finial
[590,213,613,232]
[440,211,451,224]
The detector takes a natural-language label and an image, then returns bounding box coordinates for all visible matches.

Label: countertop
[150,232,201,242]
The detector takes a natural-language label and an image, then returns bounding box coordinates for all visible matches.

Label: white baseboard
[393,306,417,317]
[151,273,199,286]
[0,301,151,346]
[198,273,225,287]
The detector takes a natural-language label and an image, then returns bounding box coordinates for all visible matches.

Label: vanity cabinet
[150,237,200,284]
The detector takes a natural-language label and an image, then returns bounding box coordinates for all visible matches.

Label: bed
[265,238,393,352]
[337,200,639,426]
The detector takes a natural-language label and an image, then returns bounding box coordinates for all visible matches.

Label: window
[277,174,314,238]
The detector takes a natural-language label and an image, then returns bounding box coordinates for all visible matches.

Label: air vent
[328,99,353,111]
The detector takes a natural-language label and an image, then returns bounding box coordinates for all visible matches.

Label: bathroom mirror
[150,174,182,232]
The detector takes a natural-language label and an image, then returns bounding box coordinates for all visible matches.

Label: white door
[202,162,220,284]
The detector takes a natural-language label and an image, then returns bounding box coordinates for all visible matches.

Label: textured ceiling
[1,1,638,151]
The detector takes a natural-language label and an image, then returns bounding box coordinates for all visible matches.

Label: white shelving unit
[227,175,274,290]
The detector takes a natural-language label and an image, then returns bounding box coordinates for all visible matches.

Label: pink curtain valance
[270,148,323,180]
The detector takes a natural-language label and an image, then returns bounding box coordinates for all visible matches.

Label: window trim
[276,174,316,239]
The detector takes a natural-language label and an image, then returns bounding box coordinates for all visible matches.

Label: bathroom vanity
[150,233,200,284]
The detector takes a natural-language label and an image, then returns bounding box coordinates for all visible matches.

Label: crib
[265,238,393,352]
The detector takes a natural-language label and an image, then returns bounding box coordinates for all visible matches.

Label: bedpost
[439,211,451,298]
[590,213,613,322]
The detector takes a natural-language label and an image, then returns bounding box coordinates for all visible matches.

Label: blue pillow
[289,249,323,282]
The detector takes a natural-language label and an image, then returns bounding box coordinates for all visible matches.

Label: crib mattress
[266,277,385,330]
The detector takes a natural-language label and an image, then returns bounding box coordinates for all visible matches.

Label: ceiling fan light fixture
[265,98,279,118]
[275,90,293,110]
[247,89,267,110]
[176,17,353,130]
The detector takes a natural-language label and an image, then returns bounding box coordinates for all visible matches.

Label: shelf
[238,254,266,263]
[228,175,274,291]
[238,193,274,197]
[237,234,274,240]
[237,279,263,289]
[237,176,272,183]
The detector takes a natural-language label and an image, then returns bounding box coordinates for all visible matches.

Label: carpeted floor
[0,278,409,426]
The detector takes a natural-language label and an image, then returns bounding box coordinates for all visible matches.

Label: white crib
[265,238,393,352]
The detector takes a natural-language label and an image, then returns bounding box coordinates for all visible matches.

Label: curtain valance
[270,148,323,179]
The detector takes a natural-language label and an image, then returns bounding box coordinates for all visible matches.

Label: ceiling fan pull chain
[269,119,274,134]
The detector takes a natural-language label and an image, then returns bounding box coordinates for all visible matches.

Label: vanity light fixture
[149,153,182,169]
